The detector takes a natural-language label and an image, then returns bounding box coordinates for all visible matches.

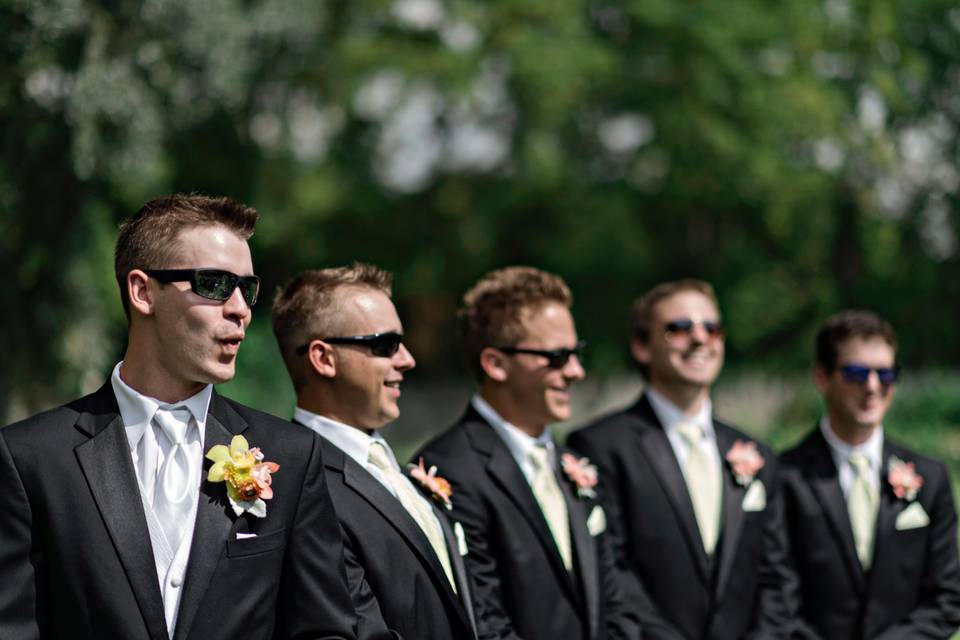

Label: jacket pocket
[226,527,286,558]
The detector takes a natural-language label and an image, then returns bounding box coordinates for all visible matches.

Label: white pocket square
[587,505,607,536]
[741,480,766,512]
[454,521,469,556]
[235,532,257,540]
[896,502,930,530]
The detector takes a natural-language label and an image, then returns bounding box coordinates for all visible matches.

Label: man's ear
[629,337,650,367]
[127,269,155,316]
[813,364,831,393]
[479,347,509,383]
[305,341,338,379]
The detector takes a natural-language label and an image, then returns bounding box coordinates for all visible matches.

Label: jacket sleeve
[274,433,359,640]
[0,429,41,640]
[339,523,403,640]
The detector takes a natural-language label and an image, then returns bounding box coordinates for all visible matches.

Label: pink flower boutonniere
[562,453,598,499]
[206,435,280,518]
[725,440,765,486]
[888,456,924,501]
[408,458,453,510]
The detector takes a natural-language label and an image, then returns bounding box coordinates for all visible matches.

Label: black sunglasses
[145,269,261,306]
[840,364,900,385]
[663,318,725,341]
[296,332,404,358]
[495,341,586,369]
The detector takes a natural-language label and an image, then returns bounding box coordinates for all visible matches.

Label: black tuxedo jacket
[414,406,641,640]
[0,383,357,640]
[311,433,478,640]
[781,427,960,639]
[567,393,795,640]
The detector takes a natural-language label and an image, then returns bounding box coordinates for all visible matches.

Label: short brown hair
[630,279,719,379]
[272,262,393,391]
[114,194,259,318]
[459,266,573,380]
[815,310,897,371]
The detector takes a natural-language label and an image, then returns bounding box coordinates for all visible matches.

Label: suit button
[170,575,182,588]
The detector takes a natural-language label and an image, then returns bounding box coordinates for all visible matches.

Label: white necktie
[368,441,457,591]
[677,422,722,556]
[153,407,195,554]
[528,444,573,571]
[848,453,878,569]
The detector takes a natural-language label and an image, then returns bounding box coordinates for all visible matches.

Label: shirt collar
[646,386,715,439]
[471,394,554,465]
[820,416,884,471]
[110,361,211,451]
[293,407,396,471]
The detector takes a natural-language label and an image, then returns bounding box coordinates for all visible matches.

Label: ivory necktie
[848,453,878,569]
[152,407,195,554]
[367,440,457,591]
[677,422,721,556]
[528,444,573,571]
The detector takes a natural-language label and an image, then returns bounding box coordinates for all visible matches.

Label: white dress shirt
[293,407,445,524]
[111,362,211,638]
[471,394,557,485]
[820,416,884,499]
[646,387,722,484]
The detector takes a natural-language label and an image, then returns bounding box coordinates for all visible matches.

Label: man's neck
[826,413,878,447]
[647,381,710,417]
[296,395,376,436]
[119,354,202,404]
[477,388,547,438]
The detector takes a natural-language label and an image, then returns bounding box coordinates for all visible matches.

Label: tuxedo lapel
[464,417,579,596]
[431,501,478,638]
[174,393,247,640]
[556,450,597,638]
[336,445,459,607]
[804,430,865,592]
[74,385,169,640]
[629,397,710,582]
[714,424,746,600]
[866,442,907,599]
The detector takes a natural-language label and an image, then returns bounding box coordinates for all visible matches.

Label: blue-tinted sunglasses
[839,364,900,385]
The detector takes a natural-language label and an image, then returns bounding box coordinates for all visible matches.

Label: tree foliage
[3,0,960,419]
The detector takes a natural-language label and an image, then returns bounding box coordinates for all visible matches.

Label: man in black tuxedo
[568,279,795,640]
[272,263,477,640]
[416,266,641,640]
[781,310,960,639]
[0,195,357,640]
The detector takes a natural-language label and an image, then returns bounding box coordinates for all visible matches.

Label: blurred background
[3,0,960,479]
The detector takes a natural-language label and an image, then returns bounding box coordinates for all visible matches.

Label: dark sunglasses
[496,341,586,369]
[663,318,725,341]
[144,269,261,306]
[296,332,404,358]
[839,364,900,385]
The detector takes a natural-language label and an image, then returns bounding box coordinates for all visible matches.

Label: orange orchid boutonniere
[725,440,765,486]
[561,453,598,499]
[888,456,924,501]
[206,435,280,518]
[408,458,453,510]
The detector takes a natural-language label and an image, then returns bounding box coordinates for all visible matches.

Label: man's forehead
[836,335,896,360]
[653,289,719,317]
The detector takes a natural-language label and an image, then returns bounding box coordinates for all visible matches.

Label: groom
[0,194,357,640]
